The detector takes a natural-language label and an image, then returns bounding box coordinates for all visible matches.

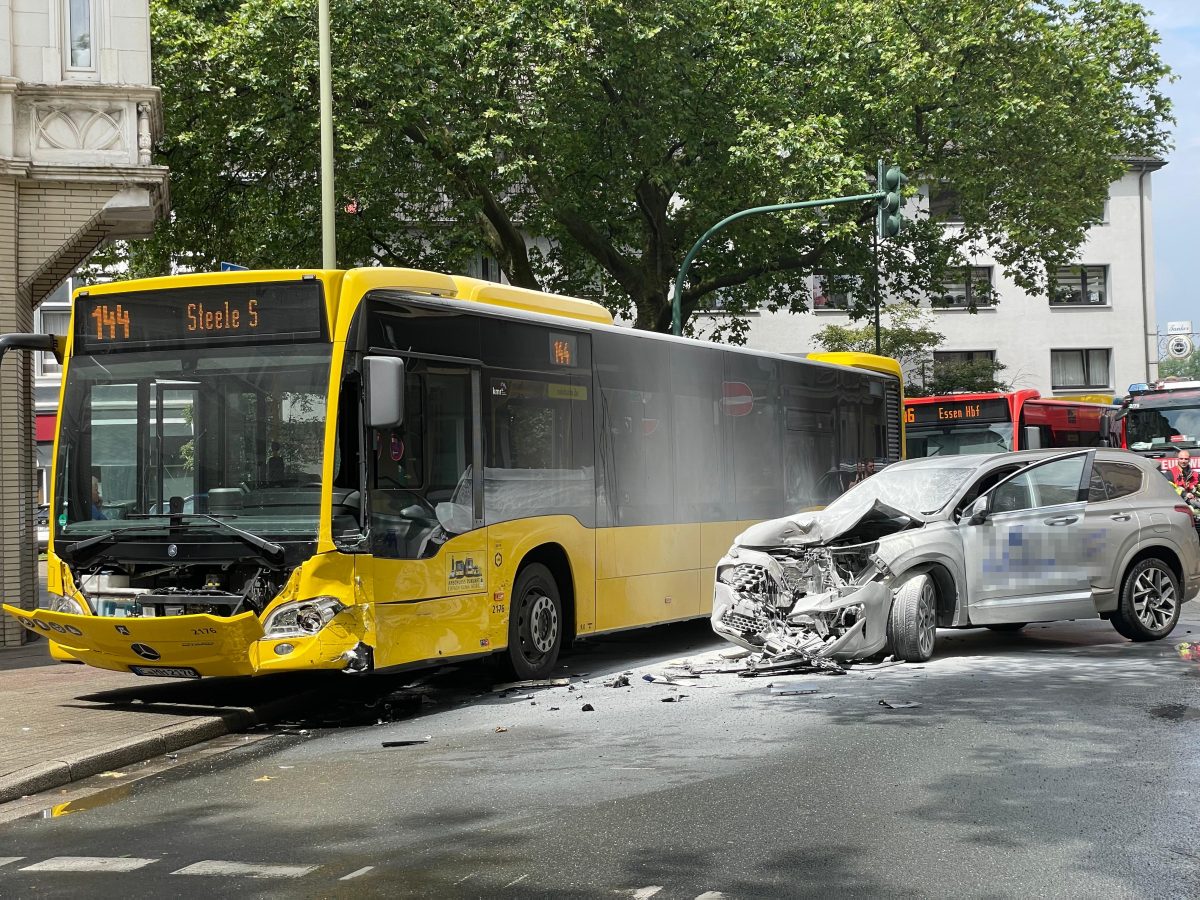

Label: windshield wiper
[61,515,286,566]
[126,513,287,565]
[58,524,173,566]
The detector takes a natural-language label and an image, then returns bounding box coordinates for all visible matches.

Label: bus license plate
[130,665,200,679]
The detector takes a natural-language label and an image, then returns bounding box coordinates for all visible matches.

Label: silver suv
[713,449,1200,662]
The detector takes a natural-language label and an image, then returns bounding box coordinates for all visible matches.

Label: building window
[933,349,996,366]
[930,267,993,308]
[65,0,96,71]
[37,309,70,376]
[811,274,859,311]
[1050,265,1107,306]
[1051,348,1110,390]
[928,183,963,222]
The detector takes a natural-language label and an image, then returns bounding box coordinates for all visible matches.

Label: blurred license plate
[130,665,200,678]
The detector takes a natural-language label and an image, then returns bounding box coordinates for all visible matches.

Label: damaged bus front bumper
[1,602,370,678]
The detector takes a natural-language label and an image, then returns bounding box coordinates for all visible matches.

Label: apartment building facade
[738,162,1162,396]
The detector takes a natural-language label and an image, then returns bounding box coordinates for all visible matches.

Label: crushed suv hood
[736,498,914,549]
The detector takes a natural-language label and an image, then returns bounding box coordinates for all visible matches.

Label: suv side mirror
[363,356,405,428]
[966,495,990,526]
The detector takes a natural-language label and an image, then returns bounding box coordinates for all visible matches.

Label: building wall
[736,169,1159,397]
[0,0,167,646]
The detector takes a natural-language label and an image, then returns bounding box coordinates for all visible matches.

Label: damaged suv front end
[713,464,976,663]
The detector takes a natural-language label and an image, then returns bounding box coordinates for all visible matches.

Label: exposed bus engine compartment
[72,562,287,619]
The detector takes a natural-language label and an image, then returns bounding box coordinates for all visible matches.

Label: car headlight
[38,593,87,615]
[262,596,347,638]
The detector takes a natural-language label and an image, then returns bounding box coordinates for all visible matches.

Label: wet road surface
[3,609,1200,899]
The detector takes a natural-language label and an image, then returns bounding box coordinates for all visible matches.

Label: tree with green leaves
[130,0,1171,337]
[1158,354,1200,382]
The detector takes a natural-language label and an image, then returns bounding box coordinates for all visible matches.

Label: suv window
[991,455,1086,513]
[1088,461,1142,502]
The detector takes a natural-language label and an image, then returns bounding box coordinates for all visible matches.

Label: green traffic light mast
[671,159,907,337]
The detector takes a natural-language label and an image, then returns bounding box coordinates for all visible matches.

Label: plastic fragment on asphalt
[550,706,560,711]
[642,674,681,684]
[494,726,508,733]
[492,678,571,692]
[661,695,688,702]
[97,772,126,779]
[581,704,595,712]
[770,687,818,696]
[382,736,432,747]
[720,647,753,660]
[254,775,275,782]
[878,700,921,709]
[606,674,631,688]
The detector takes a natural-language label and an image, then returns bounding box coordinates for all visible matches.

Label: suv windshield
[54,344,331,542]
[1126,405,1200,451]
[826,463,975,517]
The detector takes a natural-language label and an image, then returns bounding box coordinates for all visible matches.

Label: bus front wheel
[507,563,563,680]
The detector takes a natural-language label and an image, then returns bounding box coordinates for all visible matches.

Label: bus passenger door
[366,363,491,669]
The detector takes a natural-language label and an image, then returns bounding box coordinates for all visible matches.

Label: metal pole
[318,0,336,269]
[671,191,884,336]
[874,159,882,356]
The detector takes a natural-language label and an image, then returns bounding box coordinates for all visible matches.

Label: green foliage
[1159,354,1200,381]
[813,303,942,391]
[133,0,1171,335]
[920,358,1010,397]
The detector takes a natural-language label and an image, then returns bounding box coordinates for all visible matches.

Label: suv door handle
[1110,513,1132,522]
[1044,516,1078,526]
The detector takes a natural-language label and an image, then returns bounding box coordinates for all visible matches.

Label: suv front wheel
[1111,557,1180,642]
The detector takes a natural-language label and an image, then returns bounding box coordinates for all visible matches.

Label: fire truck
[1110,380,1200,476]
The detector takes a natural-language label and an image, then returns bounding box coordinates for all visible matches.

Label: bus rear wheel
[507,563,563,680]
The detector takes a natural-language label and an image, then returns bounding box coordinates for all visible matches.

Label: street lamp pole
[318,0,336,269]
[671,191,886,337]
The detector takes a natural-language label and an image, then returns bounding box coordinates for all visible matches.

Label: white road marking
[454,872,477,884]
[171,860,317,878]
[630,887,664,899]
[0,858,25,869]
[504,873,529,888]
[20,857,158,873]
[339,865,374,881]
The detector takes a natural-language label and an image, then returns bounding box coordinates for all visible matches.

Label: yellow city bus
[1,268,902,679]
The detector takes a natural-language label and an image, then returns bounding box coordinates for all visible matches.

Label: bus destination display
[75,281,326,352]
[907,398,1009,427]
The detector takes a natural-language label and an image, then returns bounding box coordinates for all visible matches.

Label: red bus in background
[1113,380,1200,477]
[904,389,1109,458]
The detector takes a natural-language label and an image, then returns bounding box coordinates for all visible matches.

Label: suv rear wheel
[1111,558,1180,642]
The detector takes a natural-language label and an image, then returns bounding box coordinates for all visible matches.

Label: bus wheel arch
[506,545,575,679]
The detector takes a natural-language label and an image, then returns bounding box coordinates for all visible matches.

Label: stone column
[0,176,35,646]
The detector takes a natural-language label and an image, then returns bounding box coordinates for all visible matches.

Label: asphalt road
[3,607,1200,899]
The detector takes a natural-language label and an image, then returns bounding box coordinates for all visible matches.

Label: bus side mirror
[967,495,990,526]
[363,356,405,428]
[1022,426,1043,450]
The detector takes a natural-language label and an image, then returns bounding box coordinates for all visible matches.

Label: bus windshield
[1126,405,1200,451]
[905,423,1013,457]
[54,344,331,541]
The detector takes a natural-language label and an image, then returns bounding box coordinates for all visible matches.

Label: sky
[1144,0,1200,332]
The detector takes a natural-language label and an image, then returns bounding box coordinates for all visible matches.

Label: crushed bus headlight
[262,597,347,638]
[38,593,88,615]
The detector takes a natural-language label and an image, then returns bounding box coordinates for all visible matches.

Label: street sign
[1168,321,1193,335]
[721,381,754,416]
[219,262,248,272]
[1168,335,1193,359]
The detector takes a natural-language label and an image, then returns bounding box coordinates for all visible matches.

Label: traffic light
[877,164,907,238]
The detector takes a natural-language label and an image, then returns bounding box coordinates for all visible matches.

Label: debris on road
[661,695,688,703]
[492,678,571,692]
[581,703,595,712]
[494,726,509,733]
[642,673,682,684]
[605,674,631,688]
[381,736,432,747]
[877,699,921,709]
[769,687,818,696]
